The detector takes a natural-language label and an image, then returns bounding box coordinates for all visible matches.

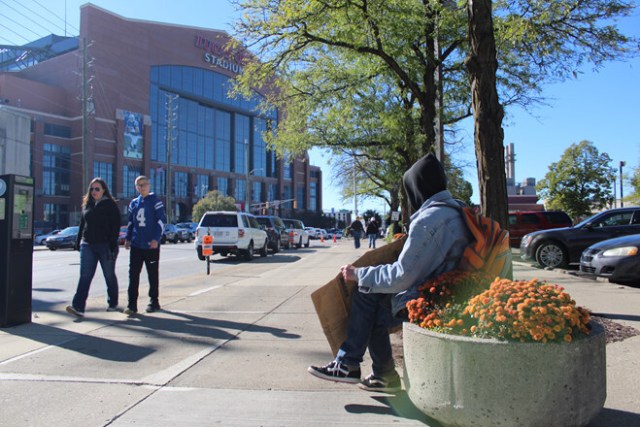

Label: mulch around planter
[390,317,640,371]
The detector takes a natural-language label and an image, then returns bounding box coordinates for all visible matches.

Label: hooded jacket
[355,154,471,315]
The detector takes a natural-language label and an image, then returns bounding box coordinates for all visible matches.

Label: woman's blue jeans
[368,233,377,248]
[72,242,119,311]
[336,290,402,377]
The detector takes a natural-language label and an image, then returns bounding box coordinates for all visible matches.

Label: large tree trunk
[465,0,508,228]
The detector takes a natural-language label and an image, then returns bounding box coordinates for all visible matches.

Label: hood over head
[402,153,447,211]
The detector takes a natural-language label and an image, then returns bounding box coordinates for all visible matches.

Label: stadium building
[0,4,322,229]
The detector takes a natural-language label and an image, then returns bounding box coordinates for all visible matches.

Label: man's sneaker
[106,306,119,312]
[358,372,402,393]
[307,360,361,384]
[65,305,84,318]
[123,308,137,316]
[145,304,160,313]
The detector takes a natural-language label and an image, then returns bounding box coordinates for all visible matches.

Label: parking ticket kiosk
[0,174,34,327]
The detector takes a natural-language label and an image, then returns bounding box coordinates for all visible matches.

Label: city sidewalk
[1,240,639,426]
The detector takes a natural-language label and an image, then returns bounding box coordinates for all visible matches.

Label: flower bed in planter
[403,321,605,427]
[403,273,606,427]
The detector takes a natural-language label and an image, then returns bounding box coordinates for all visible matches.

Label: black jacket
[76,198,121,250]
[365,221,379,235]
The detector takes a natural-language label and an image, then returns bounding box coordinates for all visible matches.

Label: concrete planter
[403,321,606,427]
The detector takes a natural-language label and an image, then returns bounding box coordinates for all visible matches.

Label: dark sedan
[580,234,640,286]
[520,207,640,268]
[45,226,79,250]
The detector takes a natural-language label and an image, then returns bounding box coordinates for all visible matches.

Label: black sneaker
[307,360,361,384]
[65,305,84,318]
[359,372,402,393]
[123,307,137,316]
[145,304,160,313]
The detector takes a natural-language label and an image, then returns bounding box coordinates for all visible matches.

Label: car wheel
[197,246,205,261]
[304,239,310,248]
[243,242,254,261]
[272,238,280,254]
[259,240,268,257]
[161,236,166,244]
[296,238,302,249]
[535,241,567,268]
[48,247,57,251]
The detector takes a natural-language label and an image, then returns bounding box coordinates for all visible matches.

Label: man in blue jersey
[124,175,166,315]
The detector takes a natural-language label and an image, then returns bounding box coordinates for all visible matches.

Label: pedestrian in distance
[66,178,121,317]
[308,154,472,393]
[348,216,364,249]
[365,218,379,249]
[123,175,166,316]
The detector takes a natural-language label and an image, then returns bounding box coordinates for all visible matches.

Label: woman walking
[66,178,121,317]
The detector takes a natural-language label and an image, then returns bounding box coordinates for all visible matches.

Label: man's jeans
[336,290,403,377]
[72,242,119,311]
[368,233,377,248]
[351,230,362,248]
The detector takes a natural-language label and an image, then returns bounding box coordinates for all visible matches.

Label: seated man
[308,154,472,392]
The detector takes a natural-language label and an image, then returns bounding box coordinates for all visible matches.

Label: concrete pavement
[1,240,639,426]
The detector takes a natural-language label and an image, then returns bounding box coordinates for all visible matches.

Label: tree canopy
[192,190,239,222]
[536,140,615,220]
[230,0,637,219]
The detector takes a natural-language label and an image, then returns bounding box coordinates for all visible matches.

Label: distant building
[505,143,543,211]
[0,4,322,227]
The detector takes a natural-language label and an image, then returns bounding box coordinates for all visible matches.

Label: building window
[195,174,209,198]
[268,183,277,203]
[252,182,261,203]
[234,114,250,174]
[43,123,71,138]
[150,168,165,196]
[309,182,317,211]
[296,185,306,211]
[217,177,228,196]
[43,203,69,228]
[93,161,113,191]
[42,143,70,196]
[235,179,246,204]
[123,165,140,199]
[174,171,188,197]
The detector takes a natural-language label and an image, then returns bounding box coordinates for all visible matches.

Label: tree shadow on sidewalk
[3,322,154,362]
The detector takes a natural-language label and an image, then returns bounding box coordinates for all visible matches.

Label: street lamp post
[620,161,626,208]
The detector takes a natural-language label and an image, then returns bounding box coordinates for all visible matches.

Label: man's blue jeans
[351,230,362,248]
[368,233,377,248]
[336,290,402,377]
[72,242,119,311]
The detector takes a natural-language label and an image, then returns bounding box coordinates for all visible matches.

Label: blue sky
[2,0,638,214]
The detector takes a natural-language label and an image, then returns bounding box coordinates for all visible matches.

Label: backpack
[438,203,513,280]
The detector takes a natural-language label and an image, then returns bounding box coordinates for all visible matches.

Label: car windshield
[60,227,79,235]
[201,214,238,227]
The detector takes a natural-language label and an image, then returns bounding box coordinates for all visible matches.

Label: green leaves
[192,190,239,222]
[536,140,615,220]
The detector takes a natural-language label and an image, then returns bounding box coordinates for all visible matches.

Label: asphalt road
[31,241,312,311]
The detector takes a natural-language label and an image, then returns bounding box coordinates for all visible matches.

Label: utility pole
[80,37,92,191]
[245,139,250,212]
[165,94,178,224]
[620,161,626,207]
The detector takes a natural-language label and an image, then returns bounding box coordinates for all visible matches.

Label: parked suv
[162,223,191,244]
[520,207,640,269]
[255,215,290,250]
[194,211,268,261]
[282,218,310,249]
[508,210,572,247]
